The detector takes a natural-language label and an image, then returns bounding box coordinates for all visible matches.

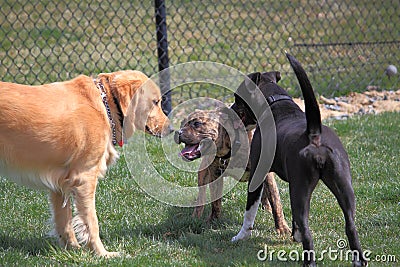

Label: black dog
[230,54,367,266]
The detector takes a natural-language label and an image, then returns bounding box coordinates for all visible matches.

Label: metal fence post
[154,0,171,115]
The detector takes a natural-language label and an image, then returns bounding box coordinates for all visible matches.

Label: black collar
[267,94,293,106]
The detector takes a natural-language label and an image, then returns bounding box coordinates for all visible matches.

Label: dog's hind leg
[72,171,119,258]
[261,179,272,212]
[322,173,367,266]
[264,173,290,235]
[289,173,319,266]
[50,191,80,249]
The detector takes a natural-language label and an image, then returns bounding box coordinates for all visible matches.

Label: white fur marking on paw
[231,227,252,242]
[231,195,261,242]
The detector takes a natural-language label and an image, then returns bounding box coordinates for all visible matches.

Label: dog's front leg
[72,173,119,258]
[231,184,263,242]
[50,191,80,249]
[192,168,209,218]
[232,129,265,242]
[208,169,223,221]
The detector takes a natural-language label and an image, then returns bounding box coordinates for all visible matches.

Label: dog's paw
[206,212,219,223]
[231,228,252,242]
[102,251,121,258]
[303,262,317,267]
[192,206,205,219]
[276,222,291,236]
[352,259,368,267]
[63,240,81,250]
[292,228,303,243]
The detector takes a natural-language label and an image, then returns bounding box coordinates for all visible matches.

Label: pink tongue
[180,144,198,156]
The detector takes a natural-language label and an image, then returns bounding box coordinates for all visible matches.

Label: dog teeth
[197,143,202,152]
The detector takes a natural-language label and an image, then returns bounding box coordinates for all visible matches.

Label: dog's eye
[192,121,202,128]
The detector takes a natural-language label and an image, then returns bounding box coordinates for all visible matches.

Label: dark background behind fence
[1,0,399,107]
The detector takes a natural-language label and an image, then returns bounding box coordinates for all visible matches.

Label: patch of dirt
[293,89,400,120]
[172,89,400,127]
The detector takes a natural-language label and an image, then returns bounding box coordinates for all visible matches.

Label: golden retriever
[0,70,170,257]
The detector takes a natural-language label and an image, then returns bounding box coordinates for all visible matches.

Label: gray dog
[230,54,367,266]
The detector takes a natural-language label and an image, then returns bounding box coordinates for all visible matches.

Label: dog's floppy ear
[244,72,261,91]
[99,71,144,116]
[261,71,281,84]
[217,106,234,121]
[97,72,114,85]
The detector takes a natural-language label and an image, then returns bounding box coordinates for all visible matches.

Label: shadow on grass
[0,232,54,256]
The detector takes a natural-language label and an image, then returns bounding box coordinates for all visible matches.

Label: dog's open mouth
[177,137,215,162]
[179,143,202,161]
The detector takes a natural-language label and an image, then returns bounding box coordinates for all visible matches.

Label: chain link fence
[1,0,399,107]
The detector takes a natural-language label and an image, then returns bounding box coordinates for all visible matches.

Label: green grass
[1,112,399,266]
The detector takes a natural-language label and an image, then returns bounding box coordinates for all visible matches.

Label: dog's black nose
[174,130,181,144]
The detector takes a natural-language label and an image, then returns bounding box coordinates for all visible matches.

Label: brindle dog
[174,108,290,234]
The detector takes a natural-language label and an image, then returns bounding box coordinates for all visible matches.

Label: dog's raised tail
[286,53,322,146]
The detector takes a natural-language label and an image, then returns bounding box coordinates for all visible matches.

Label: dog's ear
[275,71,281,83]
[99,71,145,116]
[244,72,261,91]
[97,72,115,85]
[261,71,281,84]
[218,106,234,120]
